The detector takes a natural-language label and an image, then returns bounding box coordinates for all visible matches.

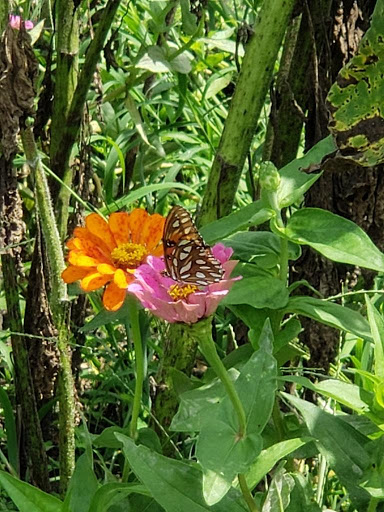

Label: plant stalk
[21,126,75,494]
[198,0,296,226]
[128,296,145,440]
[238,473,259,512]
[196,318,247,438]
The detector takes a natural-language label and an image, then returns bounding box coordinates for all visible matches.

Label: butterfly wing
[163,206,224,285]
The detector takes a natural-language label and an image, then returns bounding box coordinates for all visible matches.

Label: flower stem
[127,296,144,440]
[238,473,259,512]
[196,318,247,438]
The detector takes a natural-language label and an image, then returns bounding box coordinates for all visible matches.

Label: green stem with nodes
[196,317,247,438]
[127,296,145,440]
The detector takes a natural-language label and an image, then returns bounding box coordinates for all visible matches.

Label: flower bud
[259,161,281,192]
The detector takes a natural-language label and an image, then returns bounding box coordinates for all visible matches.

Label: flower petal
[85,213,116,251]
[103,282,126,311]
[109,212,131,246]
[114,268,133,289]
[61,265,90,283]
[68,252,100,267]
[128,209,149,244]
[73,226,112,257]
[141,213,165,253]
[97,263,116,275]
[80,272,111,292]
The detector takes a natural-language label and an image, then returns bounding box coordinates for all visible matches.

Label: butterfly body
[163,206,224,286]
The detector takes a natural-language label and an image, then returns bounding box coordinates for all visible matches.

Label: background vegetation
[1,0,384,511]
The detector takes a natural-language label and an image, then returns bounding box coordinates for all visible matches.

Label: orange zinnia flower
[61,209,165,311]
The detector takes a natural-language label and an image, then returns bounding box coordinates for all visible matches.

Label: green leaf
[196,321,277,483]
[223,231,301,268]
[171,369,239,432]
[282,375,371,415]
[200,201,273,244]
[261,467,294,512]
[285,473,321,512]
[136,46,171,73]
[116,434,246,512]
[285,208,384,272]
[93,426,131,449]
[0,471,63,512]
[282,393,371,507]
[79,302,130,332]
[180,0,198,34]
[244,438,312,490]
[277,136,336,208]
[223,276,289,309]
[88,482,150,512]
[63,453,98,512]
[365,295,384,379]
[202,470,231,506]
[102,183,201,214]
[286,296,372,341]
[204,74,232,100]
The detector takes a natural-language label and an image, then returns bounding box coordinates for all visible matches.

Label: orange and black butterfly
[162,206,224,286]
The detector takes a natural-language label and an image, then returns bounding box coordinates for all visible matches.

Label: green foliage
[2,1,384,512]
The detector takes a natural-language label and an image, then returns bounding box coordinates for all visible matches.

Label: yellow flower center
[111,243,148,269]
[169,283,198,301]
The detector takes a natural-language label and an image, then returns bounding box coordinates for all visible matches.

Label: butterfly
[162,205,224,286]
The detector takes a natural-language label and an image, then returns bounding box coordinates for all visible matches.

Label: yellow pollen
[169,283,198,301]
[111,243,148,268]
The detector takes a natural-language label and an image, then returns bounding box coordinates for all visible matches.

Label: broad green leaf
[0,471,63,512]
[136,46,192,74]
[262,467,294,512]
[227,305,270,332]
[136,46,171,73]
[197,321,277,484]
[171,369,239,432]
[282,375,371,414]
[200,201,273,244]
[361,436,384,499]
[180,0,198,34]
[285,208,384,272]
[285,473,321,512]
[63,453,98,512]
[202,470,231,506]
[327,1,384,166]
[365,295,384,379]
[199,36,245,57]
[204,74,232,100]
[223,231,301,268]
[223,276,289,309]
[277,135,336,207]
[79,302,130,332]
[244,438,312,490]
[282,393,371,507]
[93,426,131,448]
[117,434,246,512]
[89,482,150,512]
[286,296,372,342]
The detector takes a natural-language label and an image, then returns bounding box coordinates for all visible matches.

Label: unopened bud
[259,161,280,192]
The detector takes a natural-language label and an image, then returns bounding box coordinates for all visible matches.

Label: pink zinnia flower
[9,15,34,30]
[128,244,240,324]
